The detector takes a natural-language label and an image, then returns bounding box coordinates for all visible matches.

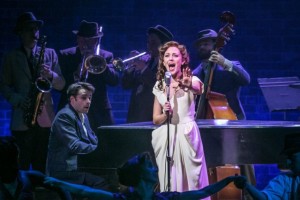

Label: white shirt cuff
[223,59,233,71]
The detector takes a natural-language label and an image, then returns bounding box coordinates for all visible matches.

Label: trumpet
[79,27,107,82]
[113,51,147,72]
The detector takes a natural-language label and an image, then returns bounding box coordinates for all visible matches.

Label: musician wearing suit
[121,25,173,123]
[192,29,252,200]
[0,12,65,173]
[192,29,250,120]
[58,20,119,130]
[46,82,108,190]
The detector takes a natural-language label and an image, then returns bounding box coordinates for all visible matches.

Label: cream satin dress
[152,76,210,200]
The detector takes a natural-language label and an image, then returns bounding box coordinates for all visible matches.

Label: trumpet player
[122,25,173,123]
[0,12,65,173]
[58,20,119,130]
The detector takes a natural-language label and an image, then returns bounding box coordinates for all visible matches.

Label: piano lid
[99,119,300,130]
[94,120,300,166]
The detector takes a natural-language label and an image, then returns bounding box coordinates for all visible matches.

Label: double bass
[196,11,237,120]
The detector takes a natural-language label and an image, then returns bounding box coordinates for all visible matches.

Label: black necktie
[28,50,36,77]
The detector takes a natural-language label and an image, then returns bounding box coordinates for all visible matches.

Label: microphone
[164,71,171,101]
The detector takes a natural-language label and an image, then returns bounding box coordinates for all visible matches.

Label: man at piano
[235,133,300,200]
[46,82,109,192]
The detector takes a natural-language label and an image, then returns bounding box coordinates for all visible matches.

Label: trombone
[79,26,107,82]
[113,51,147,72]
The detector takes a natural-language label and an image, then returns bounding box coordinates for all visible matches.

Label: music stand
[258,76,300,119]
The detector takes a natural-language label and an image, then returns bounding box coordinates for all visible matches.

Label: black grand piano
[79,120,300,174]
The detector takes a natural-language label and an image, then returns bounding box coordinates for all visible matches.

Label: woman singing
[152,41,210,197]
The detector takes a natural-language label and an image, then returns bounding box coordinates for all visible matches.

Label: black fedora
[73,20,103,38]
[282,133,300,156]
[14,12,43,34]
[194,29,217,45]
[148,25,173,43]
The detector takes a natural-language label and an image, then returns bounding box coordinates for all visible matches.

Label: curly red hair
[156,41,190,91]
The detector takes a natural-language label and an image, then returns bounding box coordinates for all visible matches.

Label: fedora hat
[282,133,300,156]
[194,29,217,45]
[14,12,43,34]
[148,25,173,43]
[73,20,103,38]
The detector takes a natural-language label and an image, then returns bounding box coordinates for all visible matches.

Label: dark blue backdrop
[0,0,299,189]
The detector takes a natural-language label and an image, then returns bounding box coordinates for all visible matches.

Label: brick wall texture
[0,0,299,189]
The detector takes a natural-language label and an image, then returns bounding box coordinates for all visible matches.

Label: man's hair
[67,82,95,100]
[117,152,151,187]
[0,136,19,168]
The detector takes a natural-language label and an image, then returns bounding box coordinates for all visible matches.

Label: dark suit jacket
[58,47,119,129]
[46,104,98,175]
[0,46,65,130]
[121,56,158,123]
[193,61,250,120]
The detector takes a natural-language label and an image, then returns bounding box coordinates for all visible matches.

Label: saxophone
[23,35,52,127]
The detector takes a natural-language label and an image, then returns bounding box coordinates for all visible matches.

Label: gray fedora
[14,12,43,34]
[73,20,103,38]
[148,25,173,43]
[194,29,217,45]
